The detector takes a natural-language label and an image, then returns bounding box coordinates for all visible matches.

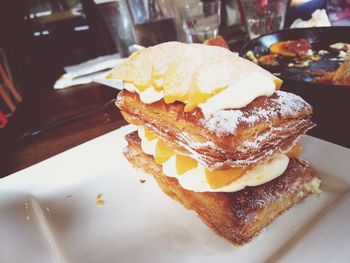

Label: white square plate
[1,125,349,263]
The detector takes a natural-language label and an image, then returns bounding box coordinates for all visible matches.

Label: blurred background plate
[240,27,350,148]
[240,27,350,84]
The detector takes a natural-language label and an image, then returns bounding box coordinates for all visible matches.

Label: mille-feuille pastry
[111,42,321,245]
[124,131,319,245]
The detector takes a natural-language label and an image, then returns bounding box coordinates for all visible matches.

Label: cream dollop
[138,127,289,193]
[125,83,163,104]
[137,127,157,155]
[162,153,289,193]
[199,72,276,118]
[125,71,276,118]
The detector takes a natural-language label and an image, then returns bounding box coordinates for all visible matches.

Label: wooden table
[0,83,124,178]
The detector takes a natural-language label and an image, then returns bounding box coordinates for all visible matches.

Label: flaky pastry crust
[116,90,314,170]
[124,132,316,246]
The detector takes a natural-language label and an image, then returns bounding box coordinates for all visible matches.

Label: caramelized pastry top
[117,89,313,135]
[204,90,312,135]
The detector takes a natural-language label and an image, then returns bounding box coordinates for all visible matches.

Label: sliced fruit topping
[205,167,247,189]
[155,139,174,164]
[287,143,302,158]
[144,128,157,141]
[175,155,198,175]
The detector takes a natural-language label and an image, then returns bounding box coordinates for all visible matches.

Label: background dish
[240,27,350,86]
[0,125,350,263]
[240,27,350,148]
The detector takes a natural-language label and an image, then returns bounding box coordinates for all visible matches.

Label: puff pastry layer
[124,131,316,246]
[116,89,314,170]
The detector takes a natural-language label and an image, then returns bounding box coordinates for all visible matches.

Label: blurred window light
[35,11,52,17]
[74,25,90,31]
[290,0,313,7]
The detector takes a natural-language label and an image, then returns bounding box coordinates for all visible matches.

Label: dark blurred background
[0,0,117,100]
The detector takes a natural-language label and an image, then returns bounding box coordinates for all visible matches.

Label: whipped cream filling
[199,72,276,118]
[138,127,289,193]
[137,127,157,155]
[124,82,163,104]
[125,71,276,118]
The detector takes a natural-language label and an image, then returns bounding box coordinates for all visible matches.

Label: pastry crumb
[140,179,146,183]
[246,50,258,64]
[96,193,105,206]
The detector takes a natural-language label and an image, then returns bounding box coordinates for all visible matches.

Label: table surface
[0,84,125,178]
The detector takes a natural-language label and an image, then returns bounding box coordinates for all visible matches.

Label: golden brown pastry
[124,132,319,246]
[116,89,314,170]
[111,42,320,246]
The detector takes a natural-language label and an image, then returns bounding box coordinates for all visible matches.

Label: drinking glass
[238,0,289,39]
[179,0,221,43]
[95,0,135,57]
[129,0,178,47]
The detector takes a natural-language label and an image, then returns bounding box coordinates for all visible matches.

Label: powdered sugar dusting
[204,107,273,135]
[180,131,217,149]
[204,91,310,134]
[273,90,308,117]
[250,107,271,120]
[205,110,244,135]
[242,130,271,149]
